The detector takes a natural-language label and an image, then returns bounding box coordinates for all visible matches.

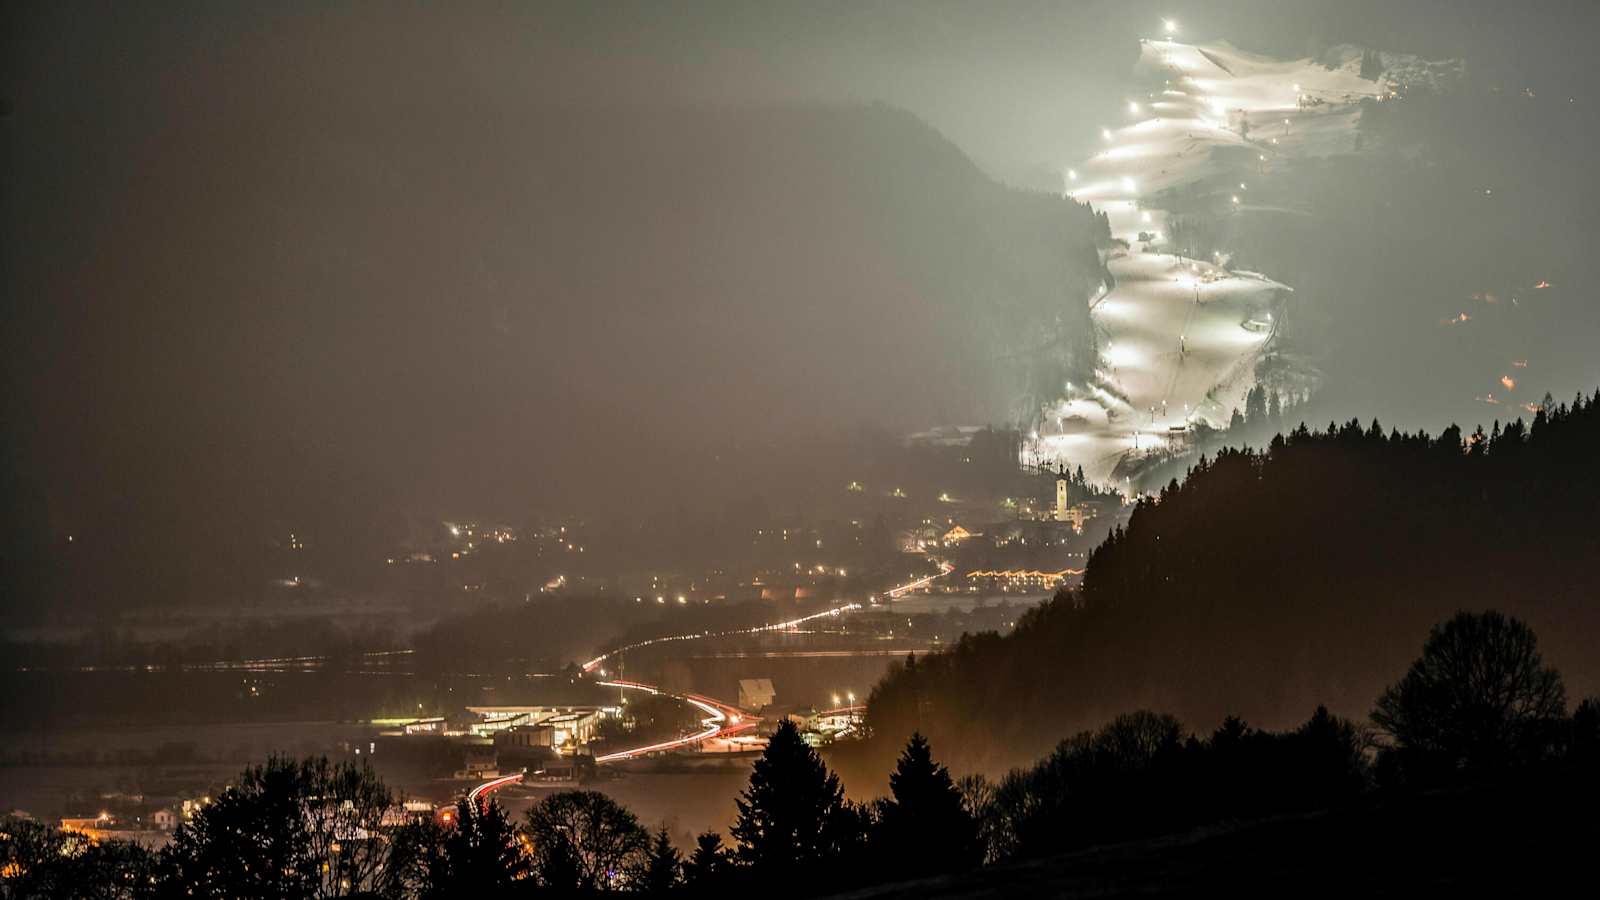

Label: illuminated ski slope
[1026,37,1388,485]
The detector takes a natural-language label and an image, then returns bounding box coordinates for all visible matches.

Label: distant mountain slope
[509,103,1106,444]
[5,102,1107,614]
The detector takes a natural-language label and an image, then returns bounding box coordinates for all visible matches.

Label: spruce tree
[632,827,682,892]
[682,831,727,886]
[731,719,848,880]
[1245,386,1267,426]
[874,733,982,879]
[396,799,529,900]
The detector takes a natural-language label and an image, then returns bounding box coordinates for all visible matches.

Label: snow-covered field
[1025,37,1393,485]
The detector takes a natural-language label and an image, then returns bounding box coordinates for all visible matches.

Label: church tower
[1055,463,1069,522]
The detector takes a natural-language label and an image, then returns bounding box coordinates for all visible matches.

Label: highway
[465,771,524,810]
[580,560,954,673]
[463,678,757,812]
[592,680,757,763]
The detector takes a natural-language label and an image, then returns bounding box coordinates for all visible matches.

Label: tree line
[0,716,976,898]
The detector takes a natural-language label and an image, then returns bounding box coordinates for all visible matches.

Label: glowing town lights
[1163,18,1177,35]
[1231,195,1240,204]
[1067,168,1077,181]
[1142,211,1153,223]
[1128,101,1140,114]
[1101,128,1113,141]
[1293,83,1301,92]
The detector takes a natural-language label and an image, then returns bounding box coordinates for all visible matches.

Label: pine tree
[1467,424,1488,456]
[1360,48,1383,81]
[632,827,682,892]
[403,799,529,899]
[874,733,982,880]
[1245,386,1267,426]
[731,719,848,881]
[682,831,727,886]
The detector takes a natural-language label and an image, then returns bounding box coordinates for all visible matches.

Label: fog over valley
[3,4,1599,896]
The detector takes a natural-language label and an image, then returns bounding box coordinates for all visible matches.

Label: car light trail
[592,680,756,763]
[580,561,954,672]
[965,568,1085,578]
[466,772,524,811]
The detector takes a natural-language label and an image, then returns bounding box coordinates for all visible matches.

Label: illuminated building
[942,524,974,545]
[739,678,776,711]
[965,568,1084,592]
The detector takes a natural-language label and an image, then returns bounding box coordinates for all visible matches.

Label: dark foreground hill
[826,772,1599,899]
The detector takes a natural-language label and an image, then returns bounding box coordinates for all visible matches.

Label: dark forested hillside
[858,392,1600,777]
